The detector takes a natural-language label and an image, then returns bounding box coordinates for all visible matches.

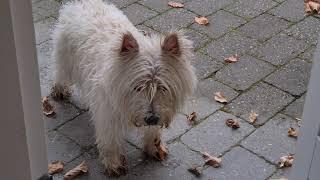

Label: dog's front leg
[94,108,127,176]
[143,126,168,160]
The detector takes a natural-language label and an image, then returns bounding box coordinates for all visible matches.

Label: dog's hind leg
[143,126,168,161]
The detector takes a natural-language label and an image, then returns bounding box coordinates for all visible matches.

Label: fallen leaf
[202,152,222,168]
[155,140,168,161]
[64,161,88,180]
[168,1,184,8]
[279,155,294,168]
[50,84,71,101]
[187,165,203,177]
[305,0,320,14]
[48,161,64,175]
[225,119,240,129]
[42,96,55,116]
[187,112,197,124]
[195,17,209,25]
[214,92,227,103]
[249,111,258,124]
[224,54,239,63]
[288,127,299,138]
[305,1,312,13]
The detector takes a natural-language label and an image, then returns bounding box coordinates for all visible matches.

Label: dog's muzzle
[144,115,160,125]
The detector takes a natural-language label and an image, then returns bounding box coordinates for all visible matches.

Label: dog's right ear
[120,33,139,54]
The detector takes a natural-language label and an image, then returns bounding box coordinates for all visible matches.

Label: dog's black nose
[144,115,160,125]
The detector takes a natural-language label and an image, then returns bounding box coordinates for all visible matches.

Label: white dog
[52,0,197,176]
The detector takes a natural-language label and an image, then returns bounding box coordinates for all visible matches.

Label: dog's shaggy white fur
[52,0,197,176]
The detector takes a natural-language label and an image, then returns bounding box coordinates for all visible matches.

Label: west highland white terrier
[52,0,197,176]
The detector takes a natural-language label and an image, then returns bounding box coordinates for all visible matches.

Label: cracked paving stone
[216,55,275,91]
[34,17,56,45]
[239,14,290,42]
[202,32,259,62]
[46,131,82,163]
[162,114,191,142]
[123,3,158,25]
[285,16,320,45]
[283,94,306,119]
[144,8,196,33]
[185,0,235,16]
[190,10,246,39]
[181,111,254,155]
[265,59,312,96]
[191,52,224,79]
[197,78,239,102]
[241,114,299,163]
[225,0,278,19]
[184,29,211,50]
[138,0,186,13]
[202,147,276,180]
[249,33,308,66]
[269,0,305,22]
[58,112,95,148]
[270,168,291,180]
[299,45,316,62]
[225,82,294,125]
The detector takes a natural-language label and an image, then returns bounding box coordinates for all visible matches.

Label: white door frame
[0,0,47,179]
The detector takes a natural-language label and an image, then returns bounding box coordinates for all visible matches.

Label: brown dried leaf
[279,155,294,168]
[155,140,168,161]
[42,96,55,116]
[225,119,240,129]
[195,17,209,25]
[249,111,258,124]
[308,1,320,14]
[224,54,239,63]
[305,2,312,13]
[214,92,227,103]
[187,112,197,124]
[168,1,184,8]
[187,165,203,177]
[48,161,64,175]
[64,161,88,180]
[202,152,222,168]
[288,127,299,138]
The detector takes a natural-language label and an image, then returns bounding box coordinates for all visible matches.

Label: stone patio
[33,0,317,179]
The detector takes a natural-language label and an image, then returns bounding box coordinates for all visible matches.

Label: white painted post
[0,0,48,179]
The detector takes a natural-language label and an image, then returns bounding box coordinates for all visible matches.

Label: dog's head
[108,31,197,127]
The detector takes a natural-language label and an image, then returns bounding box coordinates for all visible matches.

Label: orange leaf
[225,119,240,129]
[64,161,88,180]
[155,140,168,161]
[187,164,203,176]
[42,96,55,116]
[288,127,298,138]
[168,1,184,8]
[279,155,294,168]
[202,152,222,168]
[195,17,209,25]
[214,92,227,103]
[187,112,197,124]
[224,54,239,63]
[249,111,258,124]
[48,161,64,175]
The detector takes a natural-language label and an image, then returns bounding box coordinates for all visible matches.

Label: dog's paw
[104,155,127,177]
[50,83,71,101]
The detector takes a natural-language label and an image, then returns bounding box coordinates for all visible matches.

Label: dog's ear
[121,33,139,54]
[162,33,181,56]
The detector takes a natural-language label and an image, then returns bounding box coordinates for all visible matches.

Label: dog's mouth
[133,121,169,128]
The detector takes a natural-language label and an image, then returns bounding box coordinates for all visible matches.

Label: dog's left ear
[162,33,181,56]
[121,33,139,54]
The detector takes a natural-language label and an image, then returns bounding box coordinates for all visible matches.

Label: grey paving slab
[46,130,82,163]
[265,59,312,96]
[299,45,316,62]
[225,0,278,19]
[104,0,138,8]
[202,147,276,180]
[34,17,56,45]
[225,82,294,125]
[123,3,158,25]
[269,0,305,22]
[285,16,320,45]
[250,33,308,65]
[162,114,191,142]
[181,111,255,155]
[190,10,246,39]
[191,52,224,79]
[197,78,239,102]
[239,14,291,42]
[32,0,60,22]
[184,28,211,50]
[283,94,306,119]
[144,9,196,33]
[185,0,235,16]
[136,24,158,35]
[44,98,80,131]
[270,168,291,179]
[58,112,95,148]
[216,55,275,91]
[138,0,185,13]
[202,32,260,61]
[182,96,223,120]
[241,114,299,163]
